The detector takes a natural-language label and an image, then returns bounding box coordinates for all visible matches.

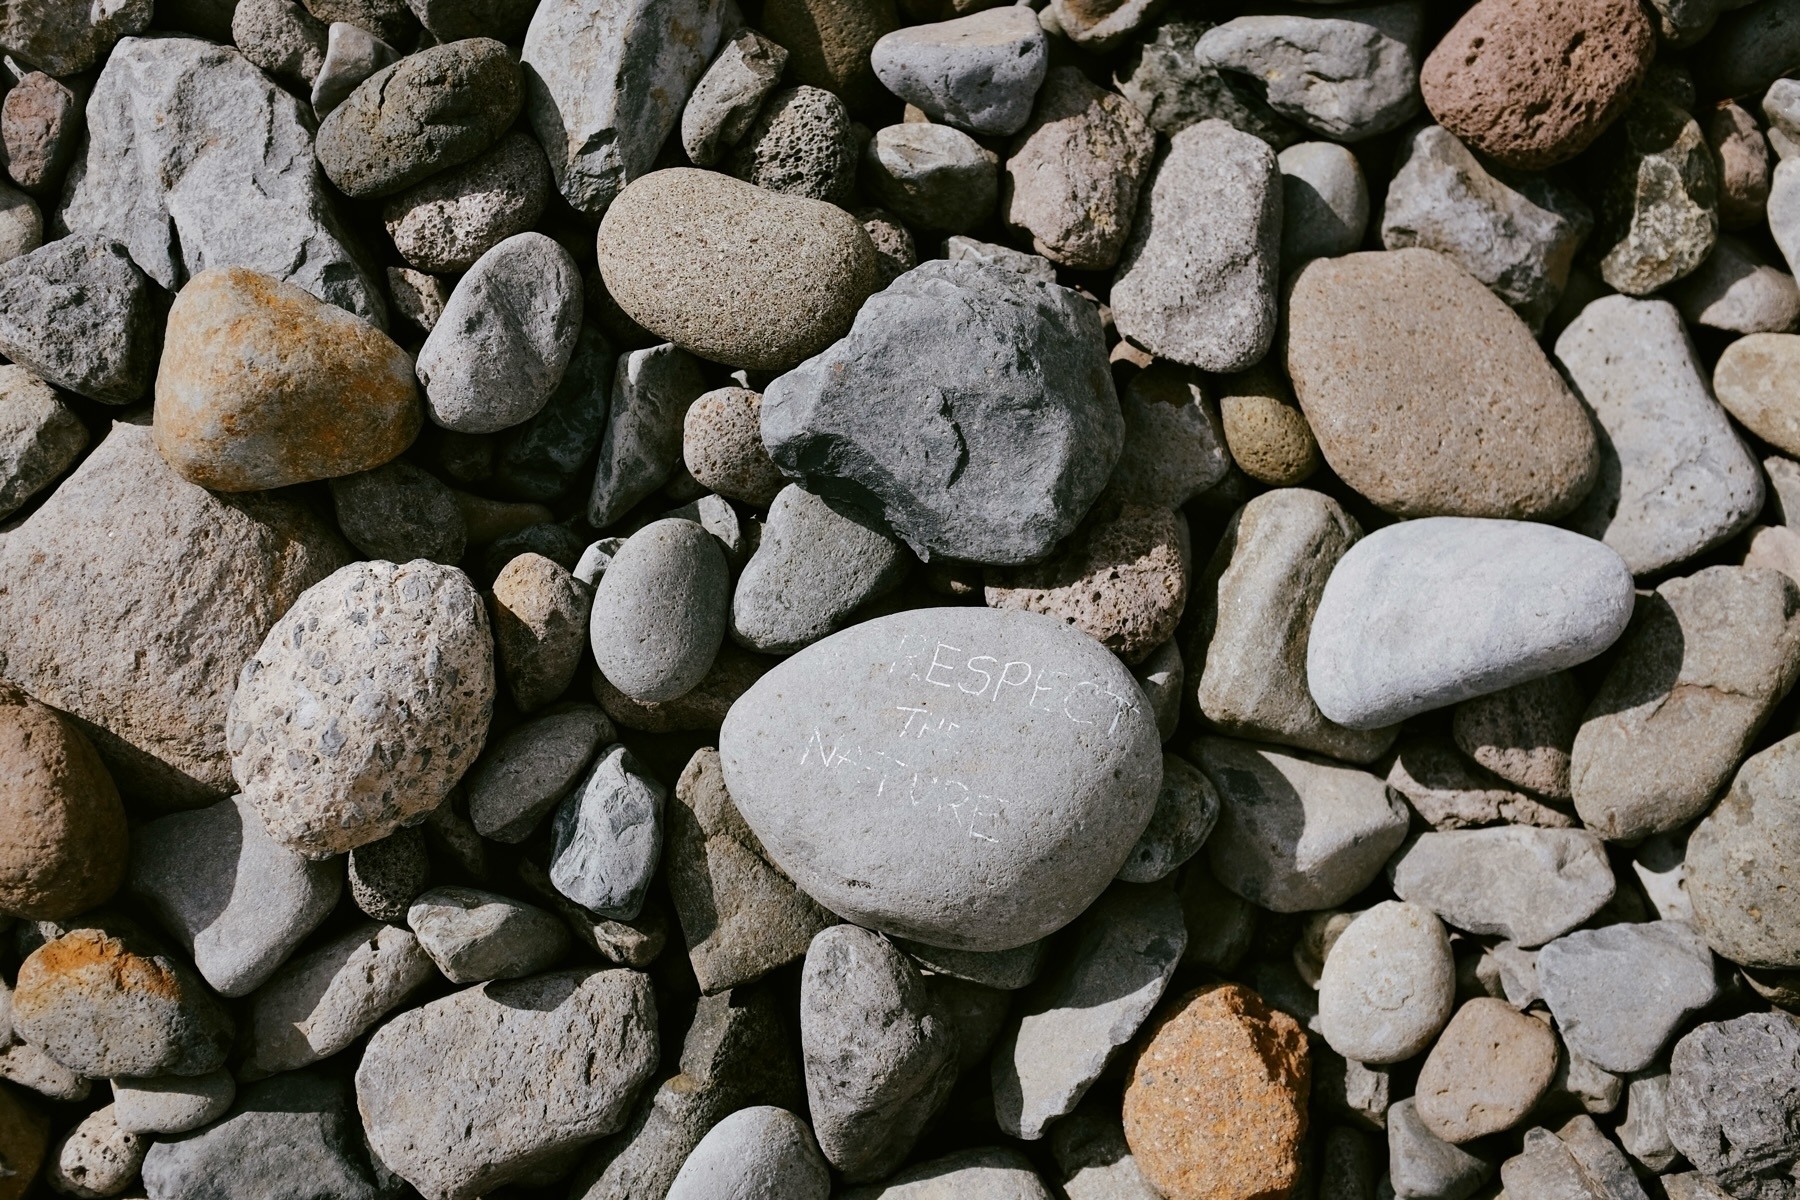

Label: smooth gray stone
[1672,235,1800,334]
[551,744,666,920]
[588,342,710,527]
[357,968,660,1200]
[1117,753,1219,883]
[58,36,385,325]
[315,37,520,199]
[1318,901,1455,1065]
[862,123,998,233]
[141,1072,388,1200]
[870,7,1048,136]
[1538,922,1719,1074]
[328,460,467,565]
[1307,517,1634,730]
[667,1106,830,1200]
[241,921,434,1079]
[418,232,582,434]
[1768,79,1800,162]
[521,0,730,216]
[840,1147,1054,1200]
[1194,736,1409,913]
[801,926,957,1181]
[1619,1073,1680,1172]
[310,21,397,116]
[1556,295,1764,576]
[1688,733,1800,969]
[728,85,858,205]
[682,29,789,167]
[1194,2,1424,141]
[407,886,569,983]
[731,484,910,654]
[1111,119,1281,373]
[763,259,1120,566]
[720,607,1162,951]
[992,882,1184,1139]
[1387,1097,1493,1200]
[112,1069,235,1135]
[1667,1013,1800,1200]
[129,794,343,998]
[1389,827,1617,947]
[0,233,155,404]
[495,324,615,504]
[1279,140,1369,266]
[466,707,611,843]
[590,518,729,703]
[1111,17,1302,144]
[1381,123,1592,331]
[0,364,87,520]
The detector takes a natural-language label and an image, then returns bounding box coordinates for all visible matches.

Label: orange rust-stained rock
[1123,982,1311,1200]
[0,682,127,920]
[153,267,421,491]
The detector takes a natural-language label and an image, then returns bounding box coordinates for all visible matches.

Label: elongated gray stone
[588,343,710,528]
[1390,827,1617,947]
[1308,518,1635,730]
[407,886,570,984]
[465,707,610,844]
[551,744,665,920]
[590,518,729,703]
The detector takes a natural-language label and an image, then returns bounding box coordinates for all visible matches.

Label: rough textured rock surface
[587,343,710,527]
[1666,1013,1800,1200]
[1389,827,1617,947]
[0,234,156,405]
[382,132,551,275]
[1453,673,1582,800]
[682,30,789,167]
[1687,733,1800,969]
[0,0,150,74]
[1588,92,1720,297]
[1415,998,1559,1143]
[0,366,85,521]
[728,86,859,204]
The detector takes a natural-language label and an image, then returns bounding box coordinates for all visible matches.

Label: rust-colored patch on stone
[15,929,182,1015]
[1124,982,1310,1200]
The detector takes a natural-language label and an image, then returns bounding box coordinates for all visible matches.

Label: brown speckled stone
[1,73,82,198]
[1453,673,1582,800]
[1708,101,1772,231]
[1124,982,1310,1200]
[1217,363,1319,486]
[760,0,897,112]
[684,387,788,507]
[489,553,590,713]
[1421,0,1653,170]
[1415,998,1559,1143]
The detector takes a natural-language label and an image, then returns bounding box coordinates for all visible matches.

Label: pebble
[1111,120,1280,373]
[862,122,998,233]
[309,21,397,117]
[684,387,788,507]
[682,29,789,168]
[1687,733,1800,969]
[494,325,615,503]
[61,37,384,323]
[418,232,582,435]
[1317,901,1455,1065]
[1618,1073,1680,1172]
[733,484,910,653]
[1215,365,1320,486]
[1588,93,1720,296]
[1286,249,1599,519]
[591,518,729,703]
[328,460,466,565]
[490,553,590,712]
[0,684,125,921]
[1123,984,1310,1200]
[44,1104,144,1199]
[1672,238,1800,334]
[1538,921,1719,1074]
[0,234,154,405]
[840,1147,1055,1200]
[1118,755,1219,884]
[762,259,1119,565]
[728,86,857,205]
[1500,1118,1646,1200]
[111,1070,236,1135]
[11,924,234,1078]
[1104,362,1230,510]
[346,826,428,923]
[1000,66,1156,270]
[1717,332,1800,453]
[407,885,568,983]
[153,267,420,491]
[129,794,341,998]
[1420,0,1652,169]
[1307,518,1634,729]
[1190,488,1395,764]
[140,1071,389,1200]
[872,8,1046,136]
[760,0,897,110]
[241,921,431,1078]
[315,37,521,198]
[1705,1,1800,99]
[232,0,327,88]
[667,1106,830,1200]
[0,423,351,809]
[386,266,451,334]
[995,881,1185,1141]
[1388,737,1574,830]
[1769,79,1800,160]
[1415,998,1559,1143]
[1387,1096,1494,1200]
[1381,124,1592,330]
[598,168,878,372]
[984,503,1188,665]
[0,182,39,265]
[1666,1013,1800,1199]
[382,133,550,275]
[549,744,665,920]
[1111,17,1301,145]
[1709,101,1773,230]
[0,0,148,74]
[2,71,79,198]
[1195,736,1409,912]
[228,559,496,859]
[1573,567,1800,840]
[1389,827,1617,947]
[1279,141,1368,266]
[588,342,710,525]
[801,925,957,1181]
[721,608,1161,950]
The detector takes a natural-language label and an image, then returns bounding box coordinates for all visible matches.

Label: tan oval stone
[1415,997,1560,1143]
[684,387,787,506]
[153,267,421,492]
[597,168,879,371]
[1285,248,1599,519]
[1715,332,1800,457]
[1217,363,1319,486]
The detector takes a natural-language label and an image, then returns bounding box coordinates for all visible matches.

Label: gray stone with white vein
[551,744,666,920]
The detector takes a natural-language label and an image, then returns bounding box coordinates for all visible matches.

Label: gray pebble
[418,232,583,434]
[0,234,154,404]
[0,365,86,520]
[682,29,790,167]
[839,1147,1054,1200]
[550,744,665,920]
[1672,235,1800,334]
[386,265,451,334]
[1666,1012,1800,1200]
[870,7,1048,136]
[309,21,397,117]
[1688,733,1800,970]
[590,518,729,703]
[1389,827,1617,947]
[496,324,616,503]
[129,794,343,997]
[111,1069,236,1135]
[944,234,1057,282]
[862,123,998,233]
[328,460,467,565]
[1280,141,1369,266]
[1618,1073,1680,1172]
[667,1106,830,1200]
[383,132,551,274]
[1117,754,1219,883]
[588,343,709,527]
[1112,17,1301,145]
[408,885,569,983]
[232,0,327,87]
[347,825,430,924]
[1111,119,1281,373]
[1538,921,1718,1073]
[1318,901,1455,1064]
[729,86,857,204]
[1386,1097,1493,1200]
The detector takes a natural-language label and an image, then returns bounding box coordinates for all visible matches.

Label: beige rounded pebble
[1714,333,1800,457]
[489,553,591,713]
[683,387,788,506]
[1317,900,1456,1065]
[1217,364,1319,486]
[1414,998,1560,1143]
[597,168,879,371]
[45,1104,147,1199]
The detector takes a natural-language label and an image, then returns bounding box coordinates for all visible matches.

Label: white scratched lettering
[924,642,961,687]
[799,726,1006,843]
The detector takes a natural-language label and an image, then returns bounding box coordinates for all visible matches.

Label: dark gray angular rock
[591,518,730,703]
[862,123,998,233]
[316,38,522,198]
[550,744,665,920]
[1701,0,1800,100]
[1667,1013,1800,1200]
[729,86,858,204]
[1113,18,1302,145]
[1538,921,1719,1074]
[348,826,430,924]
[682,30,790,168]
[59,37,385,325]
[0,365,86,520]
[802,925,958,1181]
[588,342,710,527]
[141,1072,388,1200]
[0,234,154,405]
[762,259,1121,565]
[870,7,1048,136]
[495,325,615,503]
[310,21,399,117]
[328,460,468,565]
[1117,754,1219,884]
